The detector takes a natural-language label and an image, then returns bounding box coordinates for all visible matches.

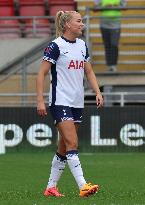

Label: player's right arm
[36,60,52,117]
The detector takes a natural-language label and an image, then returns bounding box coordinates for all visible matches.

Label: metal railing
[0,36,55,94]
[0,16,56,93]
[0,16,55,38]
[0,11,145,105]
[0,92,145,107]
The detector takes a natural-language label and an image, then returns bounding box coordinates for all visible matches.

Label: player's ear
[66,22,71,29]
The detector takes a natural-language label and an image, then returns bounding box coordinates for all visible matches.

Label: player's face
[68,13,84,36]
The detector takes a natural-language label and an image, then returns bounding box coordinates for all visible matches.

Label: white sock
[47,152,67,188]
[66,150,86,189]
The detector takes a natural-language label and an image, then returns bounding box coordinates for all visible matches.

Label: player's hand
[37,100,47,117]
[96,93,104,108]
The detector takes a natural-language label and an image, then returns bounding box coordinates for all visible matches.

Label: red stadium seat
[0,6,15,16]
[48,0,75,15]
[48,0,74,3]
[0,0,15,16]
[0,1,20,38]
[50,4,75,16]
[23,19,50,38]
[0,0,14,6]
[0,19,20,38]
[19,0,44,5]
[18,0,48,37]
[20,5,45,16]
[19,0,45,16]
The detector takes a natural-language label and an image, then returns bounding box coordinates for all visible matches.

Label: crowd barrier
[0,106,145,154]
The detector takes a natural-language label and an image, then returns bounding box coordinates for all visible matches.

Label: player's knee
[66,140,78,150]
[57,145,66,156]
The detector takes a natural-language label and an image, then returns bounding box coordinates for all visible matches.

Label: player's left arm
[84,61,103,108]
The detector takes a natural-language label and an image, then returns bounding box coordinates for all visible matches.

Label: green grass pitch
[0,152,145,205]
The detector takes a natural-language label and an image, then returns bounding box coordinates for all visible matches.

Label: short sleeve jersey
[43,36,90,108]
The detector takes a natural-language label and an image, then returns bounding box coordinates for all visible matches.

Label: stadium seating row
[75,0,145,72]
[0,0,76,38]
[0,0,76,16]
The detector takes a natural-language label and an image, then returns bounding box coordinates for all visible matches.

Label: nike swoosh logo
[63,52,69,54]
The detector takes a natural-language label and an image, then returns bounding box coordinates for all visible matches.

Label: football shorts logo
[63,109,66,116]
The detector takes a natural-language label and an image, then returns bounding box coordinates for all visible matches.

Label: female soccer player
[36,10,103,197]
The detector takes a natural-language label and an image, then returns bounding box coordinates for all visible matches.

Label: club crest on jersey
[44,47,52,54]
[44,43,54,54]
[68,60,84,69]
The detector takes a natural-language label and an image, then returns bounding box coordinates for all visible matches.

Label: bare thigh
[57,121,80,154]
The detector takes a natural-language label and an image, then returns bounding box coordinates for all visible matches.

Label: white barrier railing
[0,92,145,107]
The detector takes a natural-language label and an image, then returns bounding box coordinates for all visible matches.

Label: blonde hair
[55,11,79,37]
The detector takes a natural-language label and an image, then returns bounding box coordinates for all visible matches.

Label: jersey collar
[61,36,76,43]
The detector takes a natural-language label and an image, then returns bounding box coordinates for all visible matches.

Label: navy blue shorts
[49,105,83,125]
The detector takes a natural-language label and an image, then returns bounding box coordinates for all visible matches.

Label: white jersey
[43,36,90,108]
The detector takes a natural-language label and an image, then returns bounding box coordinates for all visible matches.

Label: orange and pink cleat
[44,187,65,197]
[79,183,99,197]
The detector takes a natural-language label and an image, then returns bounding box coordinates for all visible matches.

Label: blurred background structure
[1,5,145,204]
[0,0,145,107]
[0,0,145,153]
